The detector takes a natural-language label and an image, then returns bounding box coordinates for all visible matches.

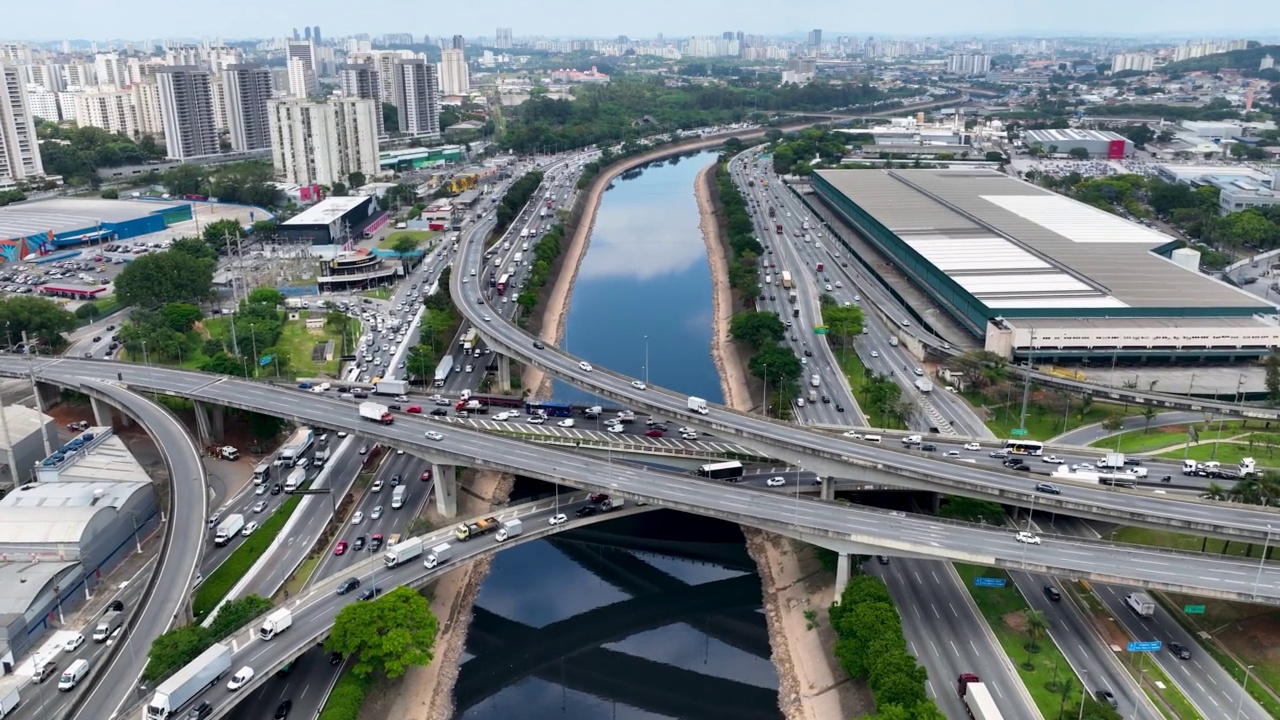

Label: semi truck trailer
[146,643,231,718]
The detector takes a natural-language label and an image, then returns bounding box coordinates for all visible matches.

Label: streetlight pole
[1078,669,1088,720]
[643,334,649,386]
[1253,525,1272,600]
[1235,665,1255,720]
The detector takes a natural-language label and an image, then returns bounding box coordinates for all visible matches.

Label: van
[862,434,882,443]
[59,658,89,691]
[808,390,817,402]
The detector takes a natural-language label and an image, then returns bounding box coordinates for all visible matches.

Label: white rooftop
[283,196,369,226]
[0,404,51,451]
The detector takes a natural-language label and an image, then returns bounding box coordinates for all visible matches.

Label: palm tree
[1202,482,1228,501]
[1025,609,1048,653]
[1141,406,1158,433]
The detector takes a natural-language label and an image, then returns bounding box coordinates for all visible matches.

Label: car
[370,503,385,520]
[424,431,444,441]
[631,381,647,390]
[1003,457,1024,467]
[1094,690,1117,709]
[1015,531,1042,545]
[646,429,664,437]
[1071,463,1093,472]
[556,418,576,428]
[421,469,432,481]
[270,483,283,495]
[527,415,545,424]
[1035,482,1061,495]
[1013,464,1031,472]
[1042,455,1062,464]
[353,536,366,551]
[186,701,213,719]
[990,450,1009,459]
[406,405,422,414]
[766,476,786,487]
[821,395,830,404]
[252,500,269,513]
[835,404,845,412]
[357,586,383,601]
[575,506,598,518]
[482,314,492,322]
[681,432,698,439]
[334,541,348,556]
[227,666,255,690]
[609,424,626,433]
[351,511,364,525]
[431,408,448,416]
[337,431,348,438]
[241,521,259,536]
[963,442,981,451]
[842,431,863,439]
[359,444,369,455]
[1043,585,1062,601]
[944,450,961,457]
[274,700,293,719]
[533,340,545,349]
[64,634,85,652]
[549,513,568,526]
[578,361,593,372]
[255,483,268,495]
[803,349,813,357]
[371,479,384,493]
[369,534,384,551]
[390,475,401,487]
[876,555,891,565]
[921,443,937,451]
[1168,642,1192,660]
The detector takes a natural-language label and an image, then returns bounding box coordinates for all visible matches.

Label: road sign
[1184,605,1206,614]
[813,326,828,335]
[1127,641,1163,652]
[1010,428,1028,436]
[259,356,272,366]
[974,577,1006,588]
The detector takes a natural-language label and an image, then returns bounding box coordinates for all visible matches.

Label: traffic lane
[223,645,333,720]
[1053,411,1205,446]
[311,452,417,584]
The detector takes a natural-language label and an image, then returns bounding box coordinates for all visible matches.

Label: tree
[1267,352,1280,405]
[1068,147,1089,159]
[159,302,203,332]
[202,218,244,253]
[162,164,209,196]
[326,585,439,679]
[747,344,803,386]
[0,296,78,349]
[1141,405,1158,433]
[74,303,100,321]
[207,595,273,640]
[729,311,785,349]
[348,171,366,189]
[391,235,420,256]
[169,237,218,262]
[115,251,214,308]
[200,352,248,376]
[1121,123,1155,147]
[938,496,1006,524]
[822,305,864,347]
[331,182,349,196]
[1023,609,1048,655]
[245,287,283,308]
[143,625,209,681]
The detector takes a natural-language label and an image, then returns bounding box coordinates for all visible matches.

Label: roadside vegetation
[192,494,303,620]
[143,594,273,682]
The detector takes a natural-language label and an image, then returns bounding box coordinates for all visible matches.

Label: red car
[420,469,432,481]
[334,541,348,556]
[589,493,609,503]
[406,406,422,414]
[646,429,664,437]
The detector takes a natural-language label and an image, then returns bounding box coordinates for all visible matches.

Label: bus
[697,461,745,482]
[460,328,479,351]
[1004,439,1044,456]
[497,273,510,296]
[525,400,573,418]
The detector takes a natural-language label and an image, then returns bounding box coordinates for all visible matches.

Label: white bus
[1004,439,1044,456]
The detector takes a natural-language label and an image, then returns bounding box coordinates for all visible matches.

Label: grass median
[194,494,302,620]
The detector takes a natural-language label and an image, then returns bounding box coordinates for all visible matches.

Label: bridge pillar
[434,464,458,518]
[193,401,224,444]
[497,356,512,393]
[35,381,61,412]
[90,396,113,427]
[833,553,851,604]
[820,477,835,501]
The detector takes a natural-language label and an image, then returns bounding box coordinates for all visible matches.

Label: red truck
[816,262,824,272]
[775,223,783,234]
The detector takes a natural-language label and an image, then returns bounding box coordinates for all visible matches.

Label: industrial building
[812,168,1280,361]
[0,427,158,659]
[0,197,193,260]
[1152,165,1280,214]
[276,195,375,247]
[1022,128,1134,159]
[0,404,59,491]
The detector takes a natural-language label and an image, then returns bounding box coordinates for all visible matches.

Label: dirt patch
[1003,610,1029,634]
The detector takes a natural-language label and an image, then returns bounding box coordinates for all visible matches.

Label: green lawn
[1092,421,1252,454]
[275,320,342,377]
[378,230,437,251]
[1112,526,1272,559]
[964,391,1120,441]
[838,353,906,429]
[361,287,392,300]
[193,494,302,620]
[1159,442,1278,468]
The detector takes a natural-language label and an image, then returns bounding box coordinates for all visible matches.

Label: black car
[804,349,813,357]
[357,586,383,601]
[1095,690,1117,709]
[876,555,890,565]
[532,340,545,350]
[105,599,124,613]
[920,443,937,452]
[1168,642,1192,660]
[271,483,283,495]
[274,700,293,719]
[575,506,598,518]
[186,701,213,719]
[821,395,831,403]
[329,652,343,665]
[389,404,401,411]
[335,577,361,595]
[1002,458,1024,467]
[353,536,366,552]
[1043,585,1062,601]
[1013,464,1032,472]
[835,404,845,412]
[431,408,448,416]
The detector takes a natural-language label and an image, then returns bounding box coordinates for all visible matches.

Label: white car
[351,511,364,525]
[631,381,647,390]
[681,432,698,439]
[493,412,511,422]
[255,484,268,495]
[558,419,575,428]
[483,314,492,322]
[424,431,444,441]
[1042,455,1061,464]
[678,427,697,435]
[227,666,255,691]
[241,521,259,536]
[371,505,383,520]
[64,634,85,652]
[578,361,593,372]
[963,442,981,451]
[548,513,568,526]
[766,476,786,487]
[506,410,522,418]
[252,500,269,514]
[1015,531,1042,545]
[870,350,879,358]
[608,424,626,433]
[371,479,384,493]
[1071,463,1094,472]
[842,431,863,439]
[527,416,545,425]
[944,450,961,457]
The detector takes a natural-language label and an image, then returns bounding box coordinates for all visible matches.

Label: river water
[456,153,780,719]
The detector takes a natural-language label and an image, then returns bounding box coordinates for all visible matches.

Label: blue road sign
[259,355,272,366]
[1127,641,1162,652]
[974,577,1007,588]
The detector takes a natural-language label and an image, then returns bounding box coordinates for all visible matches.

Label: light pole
[141,340,150,367]
[1235,665,1255,720]
[1078,669,1088,720]
[1253,525,1272,600]
[643,334,649,386]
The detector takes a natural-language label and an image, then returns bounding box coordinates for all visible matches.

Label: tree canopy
[326,585,439,679]
[0,296,77,350]
[730,310,786,349]
[114,249,215,308]
[35,122,165,185]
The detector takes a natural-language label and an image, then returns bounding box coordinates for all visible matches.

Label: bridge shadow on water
[454,505,783,720]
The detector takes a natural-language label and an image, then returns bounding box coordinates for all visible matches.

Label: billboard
[1108,139,1128,159]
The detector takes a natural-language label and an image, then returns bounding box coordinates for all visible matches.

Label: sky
[3,0,1278,41]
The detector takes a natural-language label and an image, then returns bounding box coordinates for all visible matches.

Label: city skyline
[4,0,1280,42]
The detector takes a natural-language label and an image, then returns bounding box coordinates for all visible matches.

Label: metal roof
[0,197,184,239]
[0,560,77,615]
[816,168,1272,313]
[284,196,371,226]
[1023,128,1127,144]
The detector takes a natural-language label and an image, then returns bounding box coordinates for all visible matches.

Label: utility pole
[1018,329,1034,432]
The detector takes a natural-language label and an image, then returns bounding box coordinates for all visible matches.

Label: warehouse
[277,195,375,247]
[1022,128,1133,159]
[812,168,1280,361]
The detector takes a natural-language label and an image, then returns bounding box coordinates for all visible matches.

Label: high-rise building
[495,28,513,50]
[222,63,273,152]
[808,29,822,47]
[71,87,139,138]
[313,26,321,45]
[393,58,440,138]
[292,28,300,41]
[451,35,465,51]
[438,48,469,96]
[132,79,165,137]
[93,53,128,90]
[339,62,384,136]
[1110,53,1155,73]
[156,66,219,159]
[946,54,991,76]
[0,62,44,184]
[304,27,312,41]
[23,84,59,122]
[287,40,317,98]
[268,97,379,186]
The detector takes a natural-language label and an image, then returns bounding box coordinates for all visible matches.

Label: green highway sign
[813,326,828,335]
[1184,605,1206,614]
[1010,428,1028,436]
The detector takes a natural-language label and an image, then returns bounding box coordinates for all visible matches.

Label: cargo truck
[391,485,407,509]
[433,355,454,387]
[915,378,933,393]
[781,271,793,289]
[217,446,240,460]
[0,684,19,716]
[359,401,394,425]
[600,498,626,511]
[687,396,709,415]
[1098,453,1126,469]
[775,223,783,234]
[384,537,425,567]
[146,643,231,718]
[313,446,330,467]
[423,542,453,569]
[375,379,408,395]
[279,427,314,466]
[214,514,244,546]
[957,673,1002,720]
[888,335,899,346]
[259,608,293,640]
[284,468,305,493]
[455,516,500,541]
[1125,592,1156,618]
[494,518,523,542]
[789,290,798,304]
[92,609,124,642]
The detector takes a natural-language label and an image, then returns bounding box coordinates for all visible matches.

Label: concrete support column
[209,403,224,441]
[497,356,512,393]
[193,401,213,447]
[434,464,458,518]
[35,382,61,411]
[833,552,851,604]
[821,477,835,501]
[90,397,113,427]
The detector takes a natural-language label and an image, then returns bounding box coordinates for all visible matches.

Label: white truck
[1098,452,1126,469]
[384,537,425,567]
[1125,592,1156,618]
[258,608,293,640]
[391,485,407,509]
[600,498,626,511]
[146,643,232,718]
[92,610,124,643]
[433,355,454,387]
[889,335,899,347]
[0,683,18,716]
[687,396,709,415]
[284,468,305,493]
[359,401,394,425]
[494,518,523,542]
[424,542,453,569]
[213,514,244,546]
[957,673,1002,720]
[809,374,821,388]
[375,379,408,395]
[279,427,314,466]
[915,378,933,393]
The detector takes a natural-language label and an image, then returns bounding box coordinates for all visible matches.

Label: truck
[616,410,636,424]
[768,206,776,217]
[284,468,305,493]
[810,374,821,388]
[815,261,824,272]
[384,537,425,567]
[146,643,232,718]
[808,389,818,403]
[252,461,272,485]
[889,335,899,347]
[1099,452,1126,469]
[458,399,487,413]
[284,298,306,309]
[359,401,394,425]
[433,355,454,387]
[789,290,798,304]
[494,518,523,542]
[687,396,709,415]
[513,251,524,265]
[539,207,547,218]
[375,379,408,395]
[214,514,245,546]
[600,498,626,511]
[775,223,783,234]
[781,271,794,289]
[0,683,18,716]
[957,673,1002,720]
[915,378,934,393]
[455,516,500,541]
[259,608,293,640]
[313,446,331,467]
[279,427,314,466]
[459,328,479,350]
[1125,592,1156,618]
[217,445,240,460]
[391,485,407,509]
[92,610,124,643]
[424,543,453,569]
[802,220,810,230]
